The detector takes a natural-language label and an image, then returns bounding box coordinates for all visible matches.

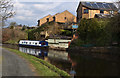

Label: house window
[110,11,113,14]
[64,17,67,20]
[47,18,49,22]
[53,16,56,21]
[100,10,104,13]
[84,9,89,14]
[38,20,40,26]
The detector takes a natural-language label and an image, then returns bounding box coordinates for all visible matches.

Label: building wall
[49,10,76,23]
[113,11,118,15]
[55,10,76,23]
[82,7,112,19]
[77,3,83,22]
[82,7,89,19]
[49,13,60,22]
[89,10,100,18]
[38,10,76,26]
[38,15,52,26]
[104,11,110,14]
[77,4,118,22]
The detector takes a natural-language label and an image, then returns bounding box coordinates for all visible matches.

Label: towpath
[1,47,36,76]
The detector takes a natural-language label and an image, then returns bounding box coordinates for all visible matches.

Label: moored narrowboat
[19,40,48,48]
[45,39,71,50]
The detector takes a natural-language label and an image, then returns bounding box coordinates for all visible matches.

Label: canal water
[3,44,120,77]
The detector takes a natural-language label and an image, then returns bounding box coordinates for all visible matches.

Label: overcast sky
[7,0,119,26]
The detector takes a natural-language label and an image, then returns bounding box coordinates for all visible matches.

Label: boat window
[35,43,37,45]
[26,42,27,44]
[29,42,31,44]
[41,42,45,45]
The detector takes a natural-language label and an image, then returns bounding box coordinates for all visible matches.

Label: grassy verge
[3,47,71,77]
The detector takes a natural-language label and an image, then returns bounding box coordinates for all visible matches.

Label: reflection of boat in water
[19,47,69,61]
[19,47,48,57]
[19,40,48,48]
[19,46,72,75]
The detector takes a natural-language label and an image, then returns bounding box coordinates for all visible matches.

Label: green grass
[4,47,71,77]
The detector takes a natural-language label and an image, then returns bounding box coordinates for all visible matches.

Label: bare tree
[0,0,15,26]
[113,0,120,10]
[117,1,120,10]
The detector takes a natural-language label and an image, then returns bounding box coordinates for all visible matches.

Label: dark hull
[19,44,49,50]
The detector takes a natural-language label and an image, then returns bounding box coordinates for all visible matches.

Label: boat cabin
[19,40,48,47]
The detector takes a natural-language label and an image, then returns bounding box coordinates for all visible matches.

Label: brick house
[38,14,52,26]
[38,10,76,26]
[76,2,118,23]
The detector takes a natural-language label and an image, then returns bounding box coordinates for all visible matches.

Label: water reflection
[68,52,120,76]
[19,47,69,61]
[3,44,120,77]
[19,47,72,74]
[48,50,68,61]
[19,47,48,57]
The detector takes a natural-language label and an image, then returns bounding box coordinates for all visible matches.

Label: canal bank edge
[3,47,71,77]
[68,46,120,54]
[3,43,67,51]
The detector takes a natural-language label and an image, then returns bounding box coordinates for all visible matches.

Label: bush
[70,39,84,47]
[77,18,110,46]
[2,28,28,44]
[60,30,72,36]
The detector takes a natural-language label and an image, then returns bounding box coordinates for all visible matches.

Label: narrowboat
[45,39,71,50]
[19,40,48,48]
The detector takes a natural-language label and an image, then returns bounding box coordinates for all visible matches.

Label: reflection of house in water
[47,50,71,73]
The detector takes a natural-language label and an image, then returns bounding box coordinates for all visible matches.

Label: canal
[3,44,120,77]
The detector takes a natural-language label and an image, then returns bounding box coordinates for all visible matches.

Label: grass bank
[4,47,71,77]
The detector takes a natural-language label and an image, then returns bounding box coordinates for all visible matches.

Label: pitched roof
[48,10,76,18]
[77,2,118,11]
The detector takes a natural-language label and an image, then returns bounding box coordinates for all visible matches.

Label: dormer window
[84,9,89,14]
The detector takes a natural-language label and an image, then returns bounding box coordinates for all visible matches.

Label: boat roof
[20,40,47,42]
